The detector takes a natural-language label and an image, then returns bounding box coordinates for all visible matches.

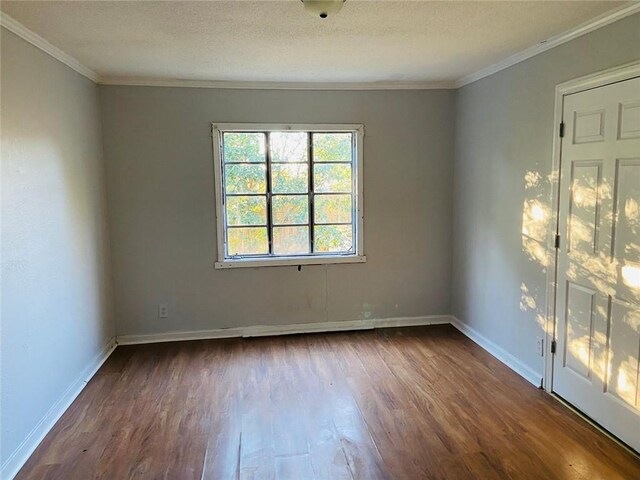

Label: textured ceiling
[0,1,625,84]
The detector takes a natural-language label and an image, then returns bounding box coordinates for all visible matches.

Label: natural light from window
[212,124,364,268]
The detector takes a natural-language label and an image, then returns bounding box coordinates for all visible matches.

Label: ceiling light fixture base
[301,0,346,19]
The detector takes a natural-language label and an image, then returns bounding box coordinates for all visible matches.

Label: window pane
[272,164,308,194]
[313,133,352,162]
[314,194,352,224]
[270,132,308,163]
[225,164,266,194]
[314,164,351,193]
[272,195,308,225]
[273,226,309,255]
[227,227,268,256]
[226,196,266,226]
[315,225,353,253]
[223,133,265,163]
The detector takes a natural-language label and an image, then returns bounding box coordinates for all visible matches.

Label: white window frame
[212,123,365,269]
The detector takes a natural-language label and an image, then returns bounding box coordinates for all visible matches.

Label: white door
[554,76,640,452]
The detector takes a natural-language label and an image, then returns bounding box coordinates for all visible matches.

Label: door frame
[543,60,640,393]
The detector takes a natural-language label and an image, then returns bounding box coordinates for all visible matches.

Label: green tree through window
[218,128,359,261]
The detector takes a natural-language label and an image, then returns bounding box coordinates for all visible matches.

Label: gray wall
[100,87,455,336]
[452,14,640,378]
[5,10,637,473]
[1,29,114,470]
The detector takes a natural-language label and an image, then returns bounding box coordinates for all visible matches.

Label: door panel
[554,76,640,452]
[613,159,640,263]
[564,282,596,379]
[573,109,606,144]
[568,161,602,253]
[606,298,640,409]
[619,101,640,140]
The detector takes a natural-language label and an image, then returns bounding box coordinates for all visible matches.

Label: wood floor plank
[14,325,640,479]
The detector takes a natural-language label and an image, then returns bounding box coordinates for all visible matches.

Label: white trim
[0,316,545,478]
[0,12,100,83]
[449,317,543,388]
[211,123,364,133]
[212,123,364,269]
[455,2,640,88]
[0,337,117,480]
[3,4,638,92]
[544,60,640,392]
[374,316,450,329]
[117,315,545,389]
[550,394,640,457]
[100,77,455,90]
[215,255,366,269]
[555,59,640,96]
[115,315,453,345]
[543,84,564,393]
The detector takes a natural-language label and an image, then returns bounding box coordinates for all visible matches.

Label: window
[212,123,364,268]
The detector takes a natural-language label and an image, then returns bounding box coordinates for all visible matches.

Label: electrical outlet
[158,304,168,319]
[536,337,544,356]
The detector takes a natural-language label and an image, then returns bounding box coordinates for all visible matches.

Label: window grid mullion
[225,193,267,197]
[227,224,268,229]
[265,132,274,255]
[270,223,310,228]
[314,161,352,165]
[220,129,358,260]
[313,222,352,226]
[221,139,228,257]
[352,133,357,254]
[270,161,309,165]
[312,191,352,196]
[308,132,315,254]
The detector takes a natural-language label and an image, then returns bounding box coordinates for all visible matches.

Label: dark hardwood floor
[16,325,640,479]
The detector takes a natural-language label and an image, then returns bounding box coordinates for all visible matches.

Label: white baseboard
[3,315,544,479]
[119,316,542,388]
[1,337,117,480]
[449,316,542,387]
[116,315,453,345]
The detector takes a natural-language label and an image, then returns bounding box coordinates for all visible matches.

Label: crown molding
[455,2,640,88]
[2,3,638,92]
[0,12,100,83]
[98,76,455,90]
[1,10,452,90]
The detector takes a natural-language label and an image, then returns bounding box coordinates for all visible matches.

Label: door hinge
[551,340,557,354]
[559,122,565,138]
[554,234,561,249]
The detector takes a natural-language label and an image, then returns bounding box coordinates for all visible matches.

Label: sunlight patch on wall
[522,170,552,271]
[522,199,549,242]
[524,170,542,189]
[519,283,537,311]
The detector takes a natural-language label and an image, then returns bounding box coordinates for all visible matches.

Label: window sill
[214,255,366,269]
